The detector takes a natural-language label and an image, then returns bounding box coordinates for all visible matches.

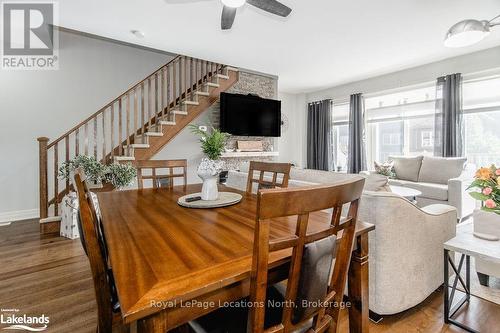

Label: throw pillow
[389,156,424,182]
[374,161,395,178]
[363,173,392,192]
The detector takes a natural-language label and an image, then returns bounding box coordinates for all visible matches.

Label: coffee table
[389,185,422,202]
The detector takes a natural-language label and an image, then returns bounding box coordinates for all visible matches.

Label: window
[364,85,436,167]
[421,131,433,148]
[329,75,500,171]
[463,76,500,166]
[332,103,349,171]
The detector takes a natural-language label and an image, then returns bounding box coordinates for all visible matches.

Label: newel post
[38,137,49,221]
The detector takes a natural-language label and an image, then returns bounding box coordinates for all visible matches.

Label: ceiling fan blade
[221,5,237,30]
[246,0,292,17]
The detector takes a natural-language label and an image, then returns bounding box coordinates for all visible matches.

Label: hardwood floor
[1,219,499,332]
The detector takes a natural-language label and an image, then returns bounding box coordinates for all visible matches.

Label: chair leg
[477,272,489,286]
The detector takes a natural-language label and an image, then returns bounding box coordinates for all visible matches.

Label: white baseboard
[0,209,39,224]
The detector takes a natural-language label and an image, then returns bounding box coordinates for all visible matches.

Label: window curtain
[307,100,333,171]
[434,73,464,157]
[348,93,367,174]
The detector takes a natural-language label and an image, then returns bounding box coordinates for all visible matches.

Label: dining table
[97,183,375,333]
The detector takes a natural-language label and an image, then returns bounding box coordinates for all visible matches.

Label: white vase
[473,209,500,241]
[197,158,224,201]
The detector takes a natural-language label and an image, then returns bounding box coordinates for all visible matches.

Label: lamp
[444,14,500,48]
[221,0,246,8]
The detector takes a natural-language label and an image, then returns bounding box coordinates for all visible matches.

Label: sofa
[225,165,457,315]
[384,156,475,220]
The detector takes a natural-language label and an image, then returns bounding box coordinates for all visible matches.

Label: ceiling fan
[166,0,292,30]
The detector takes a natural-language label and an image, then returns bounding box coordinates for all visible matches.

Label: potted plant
[59,155,108,188]
[59,156,137,191]
[468,164,500,241]
[190,124,229,200]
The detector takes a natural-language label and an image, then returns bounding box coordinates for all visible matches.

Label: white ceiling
[59,0,500,93]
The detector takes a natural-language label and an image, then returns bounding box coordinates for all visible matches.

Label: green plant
[105,163,137,189]
[59,155,107,183]
[189,125,230,160]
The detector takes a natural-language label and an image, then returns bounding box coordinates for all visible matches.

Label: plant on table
[468,164,500,215]
[189,124,230,200]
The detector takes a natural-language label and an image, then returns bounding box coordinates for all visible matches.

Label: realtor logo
[1,1,59,70]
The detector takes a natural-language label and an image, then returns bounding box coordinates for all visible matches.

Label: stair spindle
[173,60,177,111]
[93,118,97,159]
[191,57,194,100]
[118,99,123,156]
[161,68,165,119]
[126,93,130,154]
[110,104,114,161]
[134,88,138,148]
[65,136,70,191]
[84,123,89,156]
[141,82,145,136]
[75,129,79,156]
[53,142,58,216]
[155,73,159,122]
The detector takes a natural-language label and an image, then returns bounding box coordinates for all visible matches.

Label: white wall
[278,46,500,170]
[0,30,173,222]
[278,92,307,167]
[307,45,500,103]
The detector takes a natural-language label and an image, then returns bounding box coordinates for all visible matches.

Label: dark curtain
[434,73,464,157]
[348,93,367,174]
[307,100,333,170]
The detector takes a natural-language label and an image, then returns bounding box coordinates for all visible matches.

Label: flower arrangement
[59,156,137,189]
[468,165,500,215]
[189,124,230,161]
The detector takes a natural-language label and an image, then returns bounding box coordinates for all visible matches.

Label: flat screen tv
[220,92,281,137]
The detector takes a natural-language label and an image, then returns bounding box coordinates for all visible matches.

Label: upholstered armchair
[359,191,457,315]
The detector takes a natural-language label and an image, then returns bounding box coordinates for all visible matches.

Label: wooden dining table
[97,184,375,333]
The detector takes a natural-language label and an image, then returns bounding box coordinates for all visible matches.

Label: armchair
[359,191,457,315]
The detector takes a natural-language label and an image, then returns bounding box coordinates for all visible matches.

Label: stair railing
[38,55,225,222]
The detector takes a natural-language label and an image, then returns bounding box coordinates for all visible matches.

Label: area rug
[450,221,500,305]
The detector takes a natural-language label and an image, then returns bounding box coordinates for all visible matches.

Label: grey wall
[153,70,279,182]
[0,30,173,222]
[280,45,500,168]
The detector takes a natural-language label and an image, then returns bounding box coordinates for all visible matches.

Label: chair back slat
[248,177,365,333]
[246,161,291,194]
[73,168,114,333]
[135,159,187,189]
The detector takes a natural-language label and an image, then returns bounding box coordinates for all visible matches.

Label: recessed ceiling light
[131,30,145,39]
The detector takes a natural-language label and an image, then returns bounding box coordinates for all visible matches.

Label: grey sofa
[385,156,475,220]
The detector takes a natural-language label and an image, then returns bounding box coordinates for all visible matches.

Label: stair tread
[226,66,239,72]
[183,100,199,105]
[217,74,230,80]
[158,120,176,125]
[124,143,150,148]
[172,110,188,115]
[205,82,220,87]
[195,91,210,96]
[114,156,136,161]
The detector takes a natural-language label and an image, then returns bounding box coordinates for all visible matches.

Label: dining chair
[73,168,127,333]
[189,178,365,333]
[246,161,292,193]
[135,159,187,189]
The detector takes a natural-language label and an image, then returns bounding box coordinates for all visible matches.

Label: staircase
[37,55,239,234]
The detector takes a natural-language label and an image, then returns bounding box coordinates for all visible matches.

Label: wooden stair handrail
[47,55,183,149]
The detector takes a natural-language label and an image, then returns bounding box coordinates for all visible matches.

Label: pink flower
[485,199,497,209]
[496,169,500,176]
[483,187,493,196]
